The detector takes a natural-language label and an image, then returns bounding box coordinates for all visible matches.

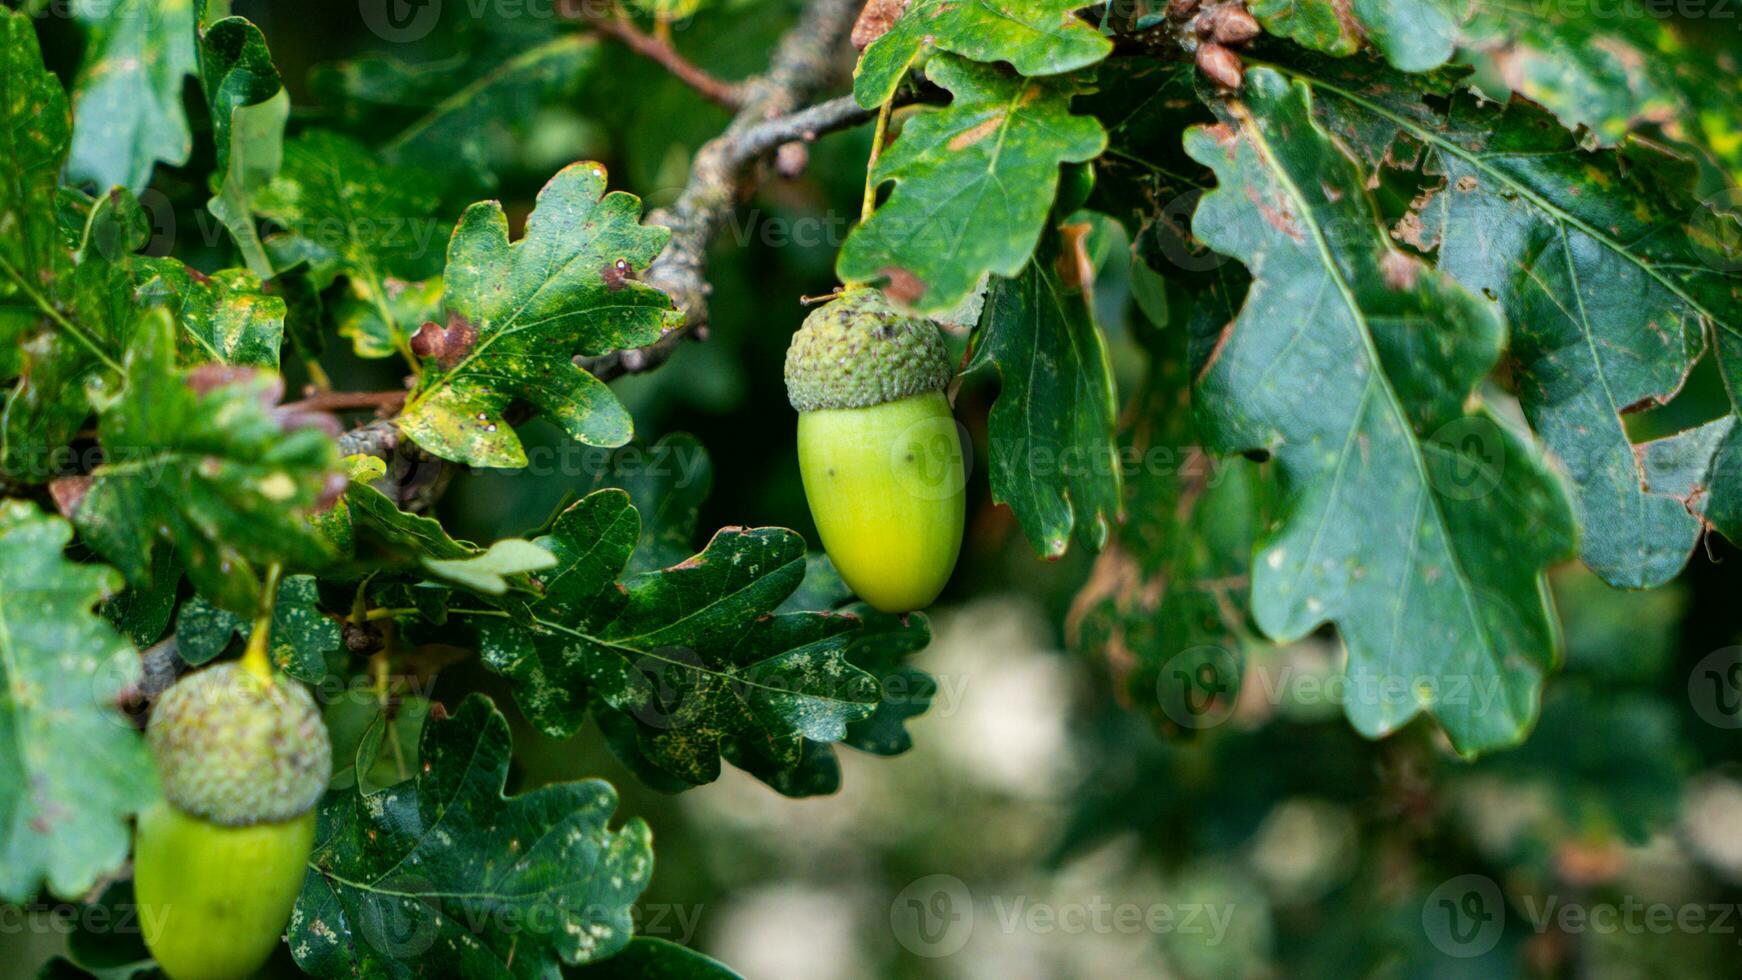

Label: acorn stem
[240,563,283,685]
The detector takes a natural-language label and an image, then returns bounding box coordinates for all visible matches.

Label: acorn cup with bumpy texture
[785,288,966,613]
[135,661,332,980]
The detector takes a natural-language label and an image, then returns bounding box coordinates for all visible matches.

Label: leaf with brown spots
[852,0,1112,108]
[1186,68,1575,756]
[0,500,156,903]
[838,55,1106,315]
[397,163,681,468]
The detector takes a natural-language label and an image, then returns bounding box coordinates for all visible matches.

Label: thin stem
[363,606,419,622]
[240,563,284,685]
[860,97,894,225]
[0,254,124,374]
[281,390,409,414]
[567,2,745,108]
[302,356,334,393]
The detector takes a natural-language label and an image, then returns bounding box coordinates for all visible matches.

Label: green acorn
[135,657,331,980]
[785,288,966,613]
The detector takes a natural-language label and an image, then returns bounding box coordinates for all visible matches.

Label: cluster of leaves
[836,0,1742,760]
[4,0,1741,975]
[0,2,931,977]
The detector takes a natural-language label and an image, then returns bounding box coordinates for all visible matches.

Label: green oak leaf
[966,246,1121,557]
[460,490,885,790]
[852,0,1112,108]
[1308,72,1742,587]
[342,480,476,565]
[0,501,156,902]
[66,309,340,613]
[175,574,340,681]
[200,16,291,278]
[575,938,744,979]
[1184,69,1576,755]
[397,163,681,467]
[837,55,1106,315]
[66,0,199,193]
[292,694,652,977]
[1069,264,1265,738]
[382,35,599,193]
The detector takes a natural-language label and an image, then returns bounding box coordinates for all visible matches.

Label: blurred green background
[7,1,1742,977]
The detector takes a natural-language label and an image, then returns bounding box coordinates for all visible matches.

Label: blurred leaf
[100,546,181,647]
[397,163,681,467]
[852,0,1112,108]
[582,432,714,575]
[334,277,442,361]
[1248,0,1363,57]
[67,309,340,613]
[61,879,159,979]
[575,937,743,979]
[66,0,199,193]
[1069,267,1263,737]
[325,694,430,795]
[967,244,1121,557]
[382,35,599,194]
[0,501,156,903]
[838,55,1106,315]
[293,695,652,977]
[138,263,286,367]
[174,574,339,681]
[1314,74,1742,587]
[1183,69,1575,755]
[0,9,85,475]
[421,538,557,596]
[200,16,290,277]
[1314,0,1725,159]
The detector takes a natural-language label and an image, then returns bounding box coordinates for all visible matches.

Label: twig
[565,2,746,109]
[282,390,408,414]
[581,0,867,382]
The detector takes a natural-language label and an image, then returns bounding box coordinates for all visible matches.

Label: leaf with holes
[1309,71,1742,588]
[1184,68,1576,755]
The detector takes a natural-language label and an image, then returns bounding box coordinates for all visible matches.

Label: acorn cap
[147,662,332,827]
[784,288,952,412]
